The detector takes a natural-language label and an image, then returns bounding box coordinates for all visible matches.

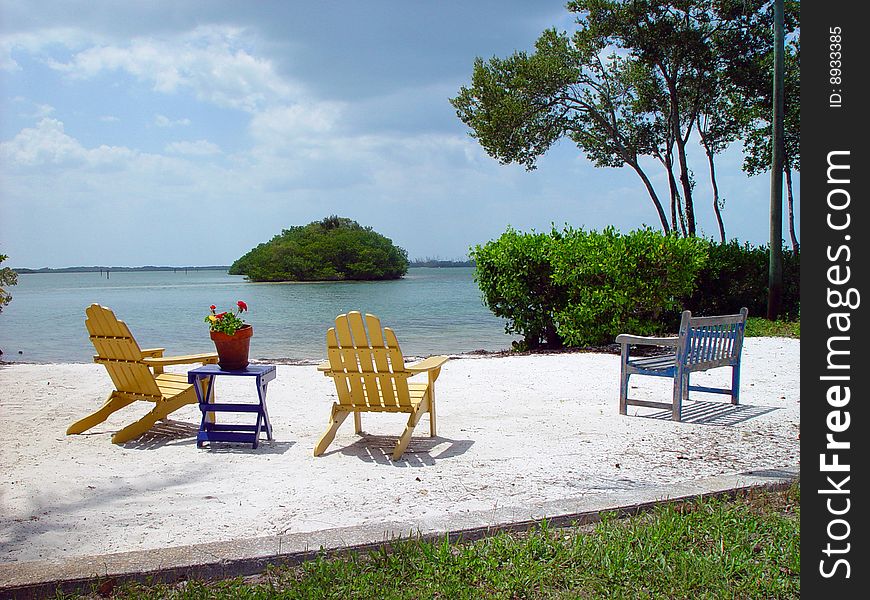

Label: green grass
[64,483,800,600]
[745,317,800,338]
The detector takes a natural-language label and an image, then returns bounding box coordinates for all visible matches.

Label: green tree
[229,216,409,282]
[452,1,798,239]
[451,28,671,232]
[694,69,749,243]
[0,254,18,313]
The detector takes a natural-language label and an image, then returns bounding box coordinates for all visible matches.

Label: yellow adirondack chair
[66,304,218,444]
[314,311,449,460]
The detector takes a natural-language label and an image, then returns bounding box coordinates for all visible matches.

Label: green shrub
[472,228,800,350]
[683,240,800,320]
[551,227,708,346]
[471,226,707,348]
[470,227,565,349]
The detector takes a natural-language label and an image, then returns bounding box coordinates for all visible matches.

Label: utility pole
[767,0,784,320]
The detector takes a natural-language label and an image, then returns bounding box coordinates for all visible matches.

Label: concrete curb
[0,466,799,599]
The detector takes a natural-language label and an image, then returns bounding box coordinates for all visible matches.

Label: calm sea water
[0,268,516,364]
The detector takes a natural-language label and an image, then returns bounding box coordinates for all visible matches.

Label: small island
[229,216,409,282]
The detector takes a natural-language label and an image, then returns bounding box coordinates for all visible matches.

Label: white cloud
[99,115,120,122]
[26,103,55,119]
[248,102,345,151]
[45,26,301,112]
[0,117,134,168]
[0,27,99,72]
[154,114,191,127]
[164,139,221,156]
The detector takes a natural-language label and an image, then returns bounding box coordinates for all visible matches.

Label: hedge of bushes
[470,227,800,349]
[683,240,800,320]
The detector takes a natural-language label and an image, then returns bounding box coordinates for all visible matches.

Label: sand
[0,337,800,565]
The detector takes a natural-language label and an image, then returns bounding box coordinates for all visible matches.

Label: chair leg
[392,399,430,460]
[428,388,437,437]
[731,364,741,405]
[619,371,630,415]
[112,409,160,444]
[111,393,195,444]
[67,392,136,435]
[314,405,350,456]
[672,372,684,421]
[354,412,362,434]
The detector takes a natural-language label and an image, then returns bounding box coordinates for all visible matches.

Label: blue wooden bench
[616,308,749,421]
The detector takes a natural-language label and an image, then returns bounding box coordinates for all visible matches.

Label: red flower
[204,301,248,334]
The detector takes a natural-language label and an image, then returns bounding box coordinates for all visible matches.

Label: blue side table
[187,364,276,449]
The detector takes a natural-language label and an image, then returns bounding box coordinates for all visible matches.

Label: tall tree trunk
[674,136,696,236]
[665,76,696,236]
[677,194,687,237]
[657,149,682,235]
[627,159,670,233]
[665,152,682,235]
[699,130,726,243]
[785,167,798,250]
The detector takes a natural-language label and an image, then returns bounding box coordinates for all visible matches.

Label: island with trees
[229,216,409,282]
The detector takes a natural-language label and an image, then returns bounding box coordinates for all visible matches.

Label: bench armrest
[615,334,678,347]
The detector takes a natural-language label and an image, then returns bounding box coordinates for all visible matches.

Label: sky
[0,1,798,269]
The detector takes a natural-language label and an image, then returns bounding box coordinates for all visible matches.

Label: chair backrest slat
[85,304,162,399]
[325,312,413,409]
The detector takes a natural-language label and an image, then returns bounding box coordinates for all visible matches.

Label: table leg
[196,375,218,448]
[256,375,273,443]
[200,375,216,425]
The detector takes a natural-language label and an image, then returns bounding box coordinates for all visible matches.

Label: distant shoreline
[13,266,232,274]
[14,261,474,274]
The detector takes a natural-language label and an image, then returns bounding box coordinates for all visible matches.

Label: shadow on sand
[319,434,474,467]
[639,400,778,426]
[119,419,294,454]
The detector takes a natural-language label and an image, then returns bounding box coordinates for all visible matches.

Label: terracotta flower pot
[210,325,253,371]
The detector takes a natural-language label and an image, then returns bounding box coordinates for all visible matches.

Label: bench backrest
[676,307,748,372]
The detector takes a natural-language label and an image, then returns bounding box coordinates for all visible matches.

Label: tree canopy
[0,253,18,314]
[229,216,409,282]
[451,0,800,239]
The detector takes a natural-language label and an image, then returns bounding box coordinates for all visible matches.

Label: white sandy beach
[0,337,800,566]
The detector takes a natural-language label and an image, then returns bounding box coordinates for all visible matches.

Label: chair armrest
[615,334,678,347]
[143,353,219,367]
[316,361,331,374]
[140,347,166,358]
[406,355,450,373]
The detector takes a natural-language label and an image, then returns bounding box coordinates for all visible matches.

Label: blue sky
[0,1,798,269]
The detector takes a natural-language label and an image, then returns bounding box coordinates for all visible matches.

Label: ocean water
[0,268,517,364]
